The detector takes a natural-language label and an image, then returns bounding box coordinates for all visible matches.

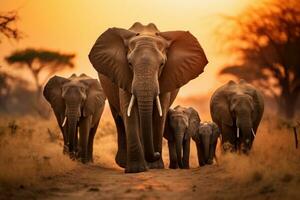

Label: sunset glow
[1,0,257,97]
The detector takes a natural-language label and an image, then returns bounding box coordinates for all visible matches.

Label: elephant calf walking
[210,79,264,153]
[192,121,219,166]
[164,106,200,169]
[43,74,106,163]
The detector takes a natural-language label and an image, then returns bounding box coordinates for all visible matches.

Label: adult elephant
[89,22,208,173]
[43,74,106,163]
[210,80,264,153]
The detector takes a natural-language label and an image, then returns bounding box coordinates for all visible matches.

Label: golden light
[0,0,257,97]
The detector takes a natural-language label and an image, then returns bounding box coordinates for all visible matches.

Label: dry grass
[0,110,300,198]
[0,116,77,185]
[219,114,300,183]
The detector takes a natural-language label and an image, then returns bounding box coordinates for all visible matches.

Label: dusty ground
[1,162,299,200]
[0,112,300,200]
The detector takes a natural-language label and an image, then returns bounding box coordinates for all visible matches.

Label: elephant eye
[80,86,85,91]
[160,62,164,68]
[128,62,133,68]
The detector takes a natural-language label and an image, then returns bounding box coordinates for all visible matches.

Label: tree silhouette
[5,48,75,96]
[0,10,24,111]
[0,11,22,42]
[219,0,300,119]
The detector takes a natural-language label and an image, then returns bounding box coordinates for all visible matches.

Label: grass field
[0,111,299,199]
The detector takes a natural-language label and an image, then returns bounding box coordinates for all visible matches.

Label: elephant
[89,22,208,173]
[43,73,106,163]
[210,79,264,153]
[192,121,219,166]
[164,106,200,169]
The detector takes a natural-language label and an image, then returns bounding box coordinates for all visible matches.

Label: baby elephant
[192,122,219,166]
[164,105,200,169]
[43,74,106,163]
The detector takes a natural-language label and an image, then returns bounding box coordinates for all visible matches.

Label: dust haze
[0,105,299,199]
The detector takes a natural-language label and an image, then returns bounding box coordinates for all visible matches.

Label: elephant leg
[148,93,170,169]
[62,124,69,154]
[168,141,178,169]
[110,104,127,168]
[182,138,190,169]
[196,142,205,167]
[79,116,91,164]
[120,91,147,173]
[221,124,236,153]
[74,126,79,158]
[87,121,99,163]
[68,125,78,160]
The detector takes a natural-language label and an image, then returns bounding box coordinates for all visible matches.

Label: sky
[0,0,258,97]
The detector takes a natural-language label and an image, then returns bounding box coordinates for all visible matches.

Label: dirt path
[1,117,300,200]
[1,163,298,200]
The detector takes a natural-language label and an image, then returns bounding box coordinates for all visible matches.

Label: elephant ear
[210,87,233,126]
[241,82,264,127]
[159,31,208,93]
[186,107,201,140]
[250,89,264,128]
[43,76,69,114]
[210,122,220,142]
[163,110,174,141]
[88,28,136,93]
[80,78,106,117]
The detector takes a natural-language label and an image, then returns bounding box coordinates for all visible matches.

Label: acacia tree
[0,11,23,109]
[219,0,300,119]
[5,48,75,96]
[0,11,22,42]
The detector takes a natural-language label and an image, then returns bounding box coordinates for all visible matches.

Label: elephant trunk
[200,132,211,164]
[66,104,81,159]
[240,125,252,153]
[236,115,253,153]
[203,137,210,163]
[207,143,215,165]
[175,132,184,168]
[136,95,160,162]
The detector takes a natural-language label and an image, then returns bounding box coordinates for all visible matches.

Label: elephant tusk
[237,127,240,138]
[251,128,256,137]
[62,116,67,127]
[156,96,163,117]
[127,94,135,117]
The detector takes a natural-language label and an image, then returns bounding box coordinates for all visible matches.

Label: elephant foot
[80,158,88,164]
[88,157,94,163]
[147,158,164,169]
[115,150,127,168]
[125,161,148,173]
[206,159,213,165]
[222,142,235,153]
[182,165,190,169]
[63,145,69,155]
[169,161,179,169]
[69,152,76,160]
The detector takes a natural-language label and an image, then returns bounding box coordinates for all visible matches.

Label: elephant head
[43,74,105,154]
[89,22,208,162]
[167,106,200,168]
[193,122,219,165]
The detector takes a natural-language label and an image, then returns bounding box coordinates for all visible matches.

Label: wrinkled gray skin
[164,106,200,169]
[210,80,264,153]
[43,74,106,163]
[89,22,208,173]
[192,122,219,166]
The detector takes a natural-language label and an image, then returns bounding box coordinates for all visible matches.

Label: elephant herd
[43,22,264,173]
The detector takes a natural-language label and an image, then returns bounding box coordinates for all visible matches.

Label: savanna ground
[0,103,300,200]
